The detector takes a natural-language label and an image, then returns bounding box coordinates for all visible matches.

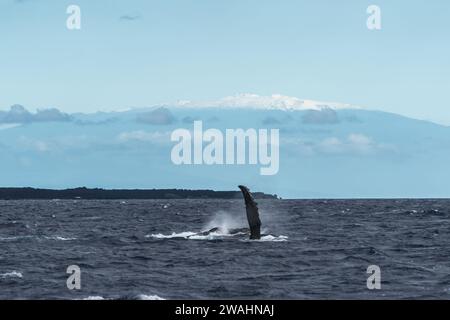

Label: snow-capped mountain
[174,93,359,111]
[0,99,449,198]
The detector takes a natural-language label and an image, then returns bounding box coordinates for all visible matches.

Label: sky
[0,0,449,124]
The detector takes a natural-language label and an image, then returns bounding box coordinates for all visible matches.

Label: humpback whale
[238,185,262,240]
[199,185,262,240]
[148,185,289,241]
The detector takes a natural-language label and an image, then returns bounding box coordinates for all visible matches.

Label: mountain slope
[0,104,449,198]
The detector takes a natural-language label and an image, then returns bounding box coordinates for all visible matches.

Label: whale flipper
[238,185,261,240]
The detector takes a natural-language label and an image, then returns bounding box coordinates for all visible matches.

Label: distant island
[0,187,279,200]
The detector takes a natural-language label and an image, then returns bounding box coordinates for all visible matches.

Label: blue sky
[0,0,449,124]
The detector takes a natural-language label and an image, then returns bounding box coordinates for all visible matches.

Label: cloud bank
[136,107,176,125]
[0,105,72,123]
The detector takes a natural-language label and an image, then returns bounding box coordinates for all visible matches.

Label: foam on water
[238,235,288,242]
[148,231,230,240]
[44,236,77,241]
[83,296,105,300]
[0,235,34,241]
[1,271,23,279]
[259,235,288,242]
[1,235,77,241]
[147,230,284,241]
[186,230,236,240]
[3,198,450,299]
[147,232,198,239]
[137,294,165,300]
[82,294,165,300]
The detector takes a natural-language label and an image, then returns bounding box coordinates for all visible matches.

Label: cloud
[319,137,344,153]
[176,93,359,111]
[136,107,175,125]
[347,133,373,152]
[74,117,118,126]
[301,108,339,125]
[33,108,72,122]
[0,105,32,123]
[17,136,52,153]
[119,14,141,21]
[318,134,388,155]
[284,133,395,156]
[14,134,131,154]
[0,105,72,123]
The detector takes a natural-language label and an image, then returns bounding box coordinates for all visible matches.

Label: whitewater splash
[83,296,105,300]
[1,271,23,279]
[82,294,165,300]
[147,229,241,241]
[137,294,165,300]
[247,235,288,242]
[147,211,287,241]
[203,211,246,234]
[147,230,287,242]
[44,236,77,241]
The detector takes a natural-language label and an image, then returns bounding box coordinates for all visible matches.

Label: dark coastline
[0,187,278,200]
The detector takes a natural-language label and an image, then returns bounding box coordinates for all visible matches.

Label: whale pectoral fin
[238,185,261,240]
[200,227,219,235]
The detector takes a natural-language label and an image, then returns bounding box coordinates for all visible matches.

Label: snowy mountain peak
[175,93,361,111]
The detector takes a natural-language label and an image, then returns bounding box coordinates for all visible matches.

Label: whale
[199,185,262,240]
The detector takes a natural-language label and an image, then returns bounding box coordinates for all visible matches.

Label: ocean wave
[1,235,77,242]
[147,230,243,240]
[0,235,34,241]
[82,294,165,300]
[44,236,77,241]
[83,296,105,300]
[136,294,165,300]
[260,235,288,242]
[240,235,288,242]
[147,231,197,239]
[189,231,245,240]
[147,231,286,241]
[1,271,23,279]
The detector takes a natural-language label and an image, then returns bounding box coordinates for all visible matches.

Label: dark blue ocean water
[1,199,450,299]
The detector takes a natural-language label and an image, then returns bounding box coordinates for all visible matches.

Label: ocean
[1,199,450,299]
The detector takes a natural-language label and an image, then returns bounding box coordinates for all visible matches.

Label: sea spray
[202,211,245,234]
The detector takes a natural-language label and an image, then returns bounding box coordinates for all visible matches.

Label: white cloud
[18,137,51,152]
[319,134,384,155]
[319,137,344,153]
[176,93,360,111]
[34,140,50,152]
[284,133,394,156]
[347,133,373,153]
[16,135,93,153]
